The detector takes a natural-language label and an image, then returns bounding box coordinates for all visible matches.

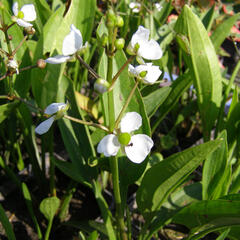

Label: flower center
[17,11,24,19]
[118,132,131,146]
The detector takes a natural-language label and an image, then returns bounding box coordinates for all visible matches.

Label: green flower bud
[101,33,108,47]
[114,38,125,50]
[94,78,110,94]
[107,9,116,28]
[118,132,131,146]
[116,15,124,27]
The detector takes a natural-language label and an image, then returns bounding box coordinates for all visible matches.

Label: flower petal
[131,26,150,49]
[120,112,142,133]
[35,116,55,135]
[45,55,71,64]
[134,63,162,84]
[12,2,18,16]
[97,134,120,157]
[62,24,83,56]
[21,4,36,22]
[138,39,162,60]
[44,103,67,115]
[125,134,153,163]
[16,19,32,27]
[128,64,137,77]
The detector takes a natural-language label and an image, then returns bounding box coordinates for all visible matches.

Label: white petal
[134,63,162,84]
[125,134,153,163]
[131,26,150,49]
[97,134,120,157]
[62,24,83,56]
[138,39,162,60]
[35,116,55,135]
[128,64,137,77]
[16,19,32,27]
[21,4,36,22]
[12,2,18,16]
[45,55,71,64]
[120,112,142,133]
[44,103,67,115]
[129,2,141,12]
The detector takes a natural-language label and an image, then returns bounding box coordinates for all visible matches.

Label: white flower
[155,3,163,12]
[127,26,162,61]
[7,59,19,74]
[97,112,153,164]
[129,2,141,13]
[128,63,162,84]
[12,2,36,28]
[35,103,68,135]
[45,24,85,64]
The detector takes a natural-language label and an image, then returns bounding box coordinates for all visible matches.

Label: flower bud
[116,15,124,27]
[24,26,35,35]
[107,9,116,28]
[100,33,108,47]
[94,78,110,94]
[37,59,46,69]
[7,59,19,74]
[114,38,125,50]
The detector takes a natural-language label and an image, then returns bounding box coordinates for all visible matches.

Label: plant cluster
[0,0,240,239]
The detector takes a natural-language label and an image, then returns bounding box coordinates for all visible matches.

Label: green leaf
[211,14,240,51]
[201,4,215,32]
[40,196,60,221]
[0,203,16,240]
[202,130,231,200]
[152,71,192,133]
[225,102,240,149]
[174,5,222,139]
[136,139,222,214]
[43,0,96,55]
[173,200,240,240]
[22,183,42,239]
[57,80,97,185]
[145,183,202,240]
[143,86,171,117]
[0,102,18,124]
[87,231,98,240]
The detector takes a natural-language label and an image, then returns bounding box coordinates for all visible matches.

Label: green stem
[110,156,128,240]
[64,115,109,132]
[108,55,135,92]
[44,218,53,240]
[107,56,115,132]
[115,80,139,129]
[12,35,28,57]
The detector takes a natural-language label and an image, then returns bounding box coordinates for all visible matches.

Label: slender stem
[3,28,12,55]
[107,56,115,132]
[108,55,135,92]
[110,156,128,240]
[76,54,100,79]
[115,80,139,129]
[12,35,28,56]
[44,218,53,240]
[63,115,109,132]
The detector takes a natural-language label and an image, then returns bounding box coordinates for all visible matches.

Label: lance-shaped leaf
[174,5,222,139]
[136,140,222,214]
[173,199,240,240]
